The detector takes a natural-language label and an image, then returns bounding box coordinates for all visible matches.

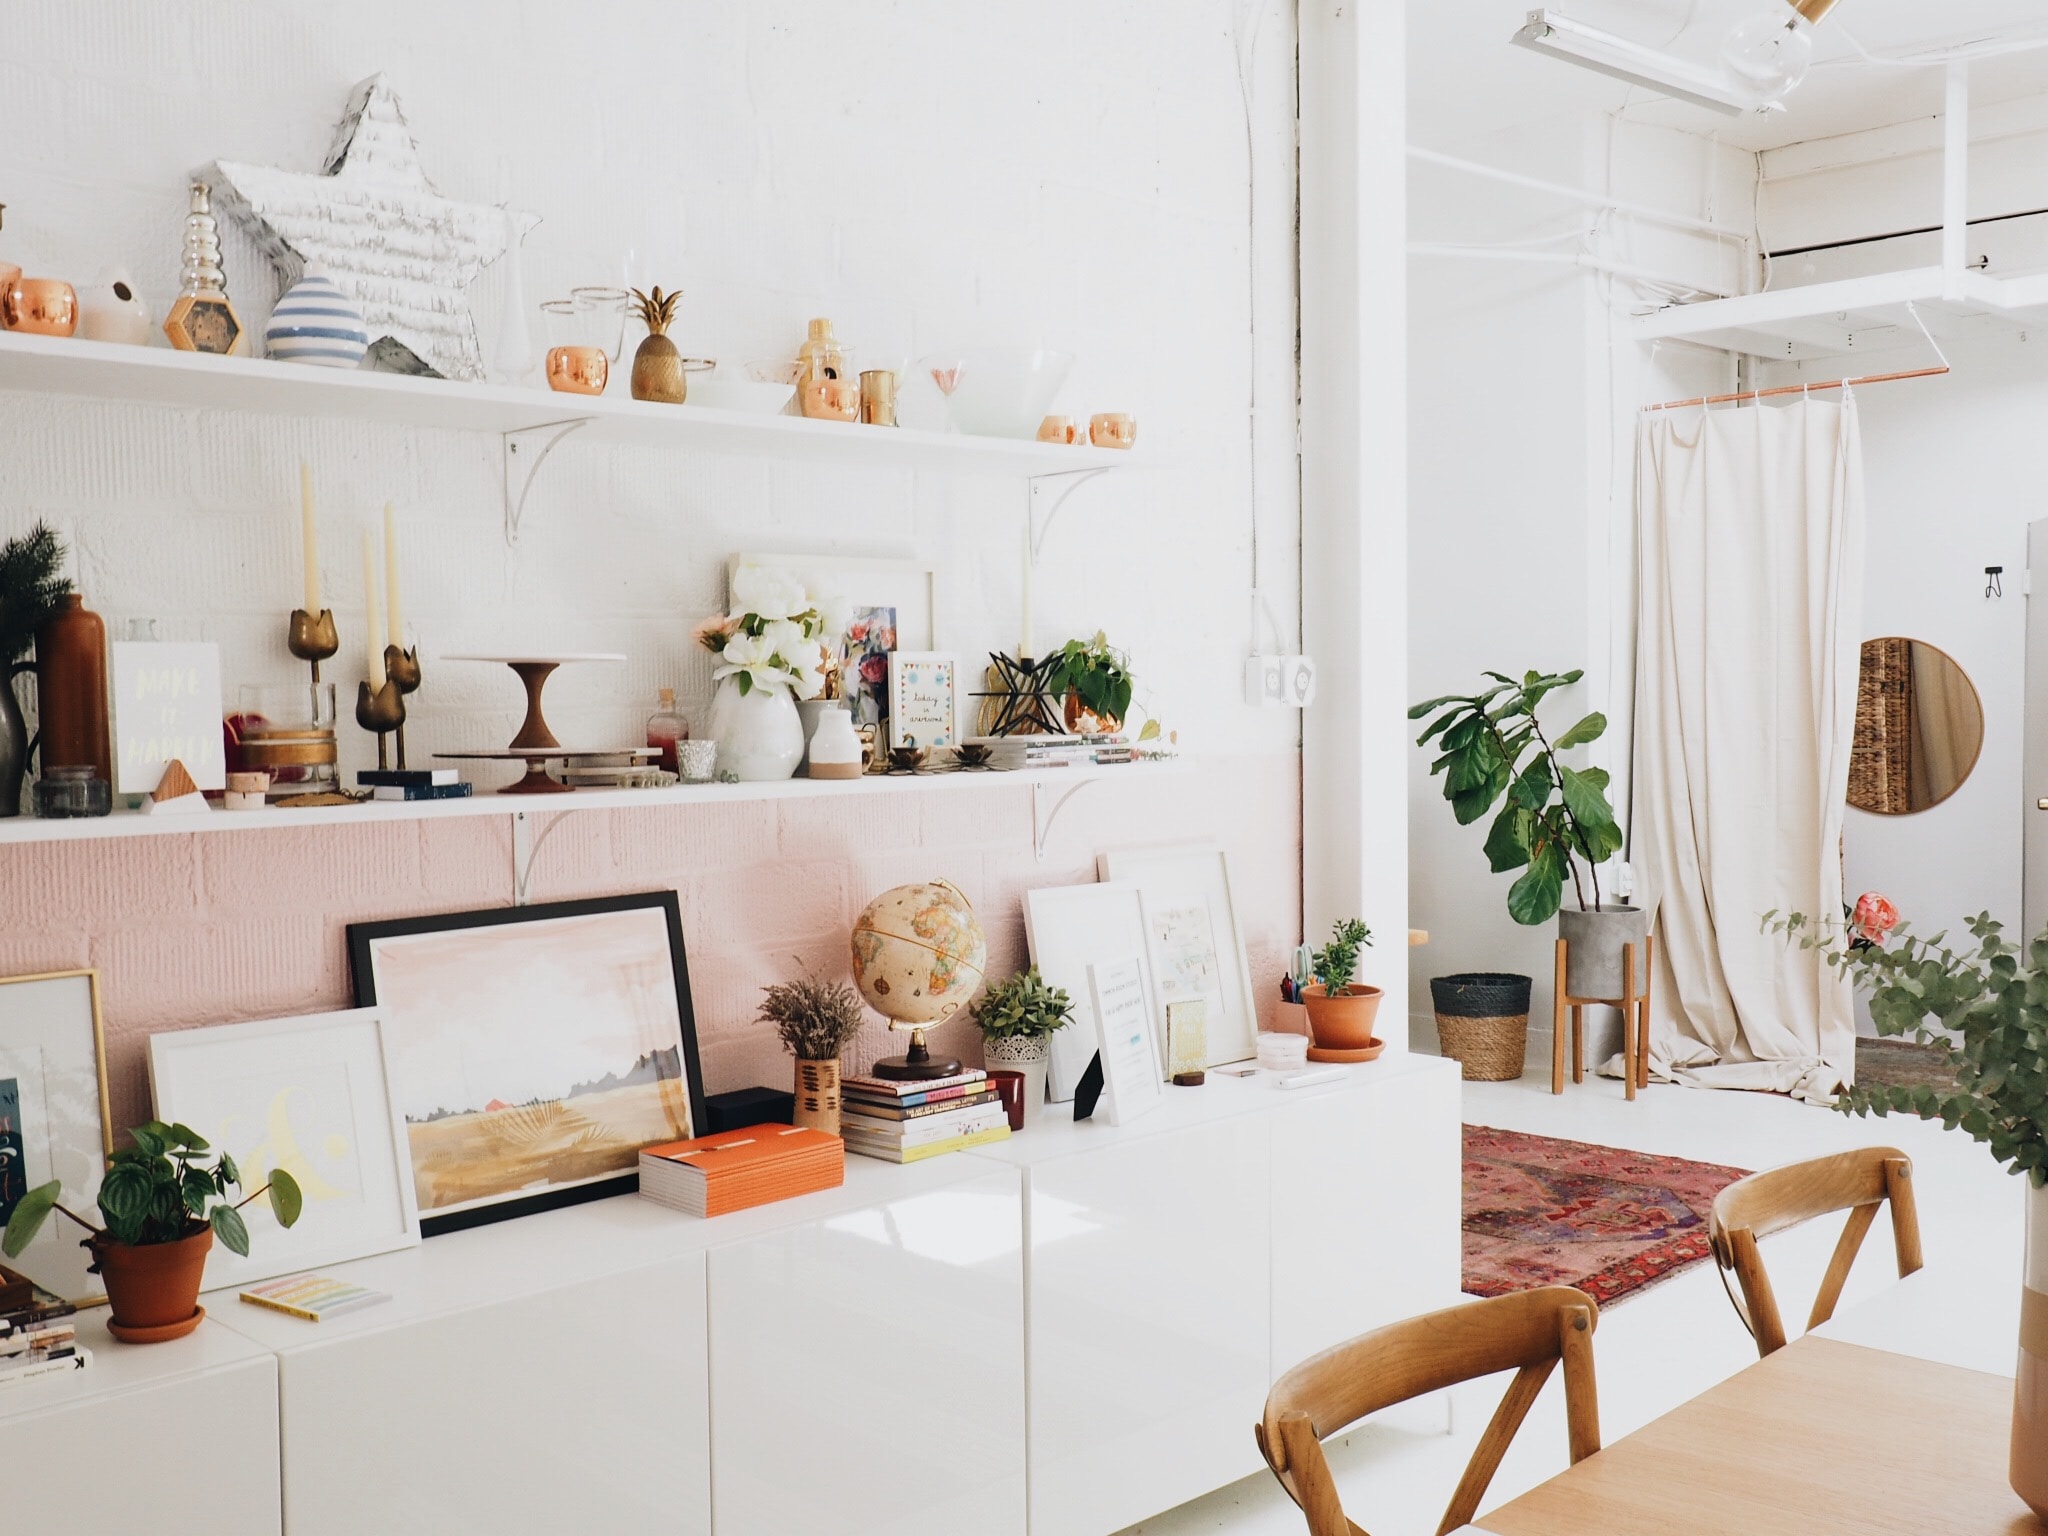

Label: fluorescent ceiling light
[1512,8,1769,116]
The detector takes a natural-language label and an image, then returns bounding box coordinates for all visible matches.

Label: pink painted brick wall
[0,756,1298,1130]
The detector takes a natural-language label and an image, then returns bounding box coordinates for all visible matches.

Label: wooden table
[1482,1335,2039,1535]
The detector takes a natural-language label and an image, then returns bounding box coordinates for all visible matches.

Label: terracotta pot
[793,1058,841,1136]
[91,1226,212,1342]
[1062,691,1123,735]
[1302,983,1384,1051]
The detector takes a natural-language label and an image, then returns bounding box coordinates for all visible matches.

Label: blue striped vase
[264,265,369,368]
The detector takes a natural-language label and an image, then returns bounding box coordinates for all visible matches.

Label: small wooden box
[0,1262,37,1312]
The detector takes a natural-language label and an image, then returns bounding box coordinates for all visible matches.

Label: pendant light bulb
[1721,4,1818,101]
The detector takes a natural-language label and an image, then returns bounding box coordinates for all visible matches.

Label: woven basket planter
[1431,973,1532,1082]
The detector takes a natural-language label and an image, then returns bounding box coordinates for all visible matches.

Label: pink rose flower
[1852,892,1899,947]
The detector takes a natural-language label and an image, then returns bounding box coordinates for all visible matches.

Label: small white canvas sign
[111,642,226,794]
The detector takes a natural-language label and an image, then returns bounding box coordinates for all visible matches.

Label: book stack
[0,1289,89,1392]
[357,767,474,802]
[639,1124,844,1217]
[964,734,1133,769]
[839,1069,1011,1162]
[240,1274,390,1322]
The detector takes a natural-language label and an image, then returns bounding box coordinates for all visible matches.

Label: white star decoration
[211,74,534,381]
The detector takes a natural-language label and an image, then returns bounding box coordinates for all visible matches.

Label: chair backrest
[1709,1145,1923,1357]
[1256,1286,1601,1536]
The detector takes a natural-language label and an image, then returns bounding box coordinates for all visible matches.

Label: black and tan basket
[1430,973,1532,1082]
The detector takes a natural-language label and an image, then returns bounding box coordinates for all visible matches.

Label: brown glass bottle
[35,594,111,783]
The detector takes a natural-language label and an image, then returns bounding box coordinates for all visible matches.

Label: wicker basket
[1431,973,1532,1082]
[1849,637,1913,814]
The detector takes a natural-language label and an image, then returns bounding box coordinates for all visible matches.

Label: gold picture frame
[0,969,113,1304]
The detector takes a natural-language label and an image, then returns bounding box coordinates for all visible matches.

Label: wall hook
[1987,566,2005,599]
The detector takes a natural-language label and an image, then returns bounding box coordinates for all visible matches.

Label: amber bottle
[35,593,111,783]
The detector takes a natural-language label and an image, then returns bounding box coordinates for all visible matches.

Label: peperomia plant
[1766,908,2048,1183]
[1312,919,1374,994]
[972,968,1076,1041]
[1042,633,1136,728]
[2,1121,303,1260]
[1409,669,1623,926]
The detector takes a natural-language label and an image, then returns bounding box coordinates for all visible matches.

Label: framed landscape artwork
[147,1008,420,1291]
[348,893,707,1236]
[0,970,111,1303]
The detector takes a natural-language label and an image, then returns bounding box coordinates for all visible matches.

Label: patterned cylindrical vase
[2015,1182,2048,1515]
[793,1058,841,1136]
[982,1035,1049,1126]
[265,264,370,368]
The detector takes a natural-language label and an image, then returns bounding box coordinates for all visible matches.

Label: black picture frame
[348,892,707,1237]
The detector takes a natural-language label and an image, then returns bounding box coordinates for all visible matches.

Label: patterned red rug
[1463,1126,1750,1306]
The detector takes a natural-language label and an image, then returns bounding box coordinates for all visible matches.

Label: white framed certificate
[1089,958,1164,1127]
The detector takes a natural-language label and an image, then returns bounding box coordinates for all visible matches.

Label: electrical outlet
[1244,654,1318,708]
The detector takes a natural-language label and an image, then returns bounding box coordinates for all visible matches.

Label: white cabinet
[0,1315,280,1536]
[708,1160,1027,1536]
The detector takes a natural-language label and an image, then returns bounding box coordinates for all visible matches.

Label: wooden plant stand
[1551,933,1654,1101]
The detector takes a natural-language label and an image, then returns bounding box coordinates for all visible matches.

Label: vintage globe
[850,879,988,1026]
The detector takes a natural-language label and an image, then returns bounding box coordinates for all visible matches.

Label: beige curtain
[1630,395,1865,1102]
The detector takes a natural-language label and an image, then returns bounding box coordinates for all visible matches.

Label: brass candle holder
[355,678,407,772]
[385,645,422,770]
[288,608,340,683]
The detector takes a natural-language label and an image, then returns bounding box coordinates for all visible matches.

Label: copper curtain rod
[1643,365,1951,413]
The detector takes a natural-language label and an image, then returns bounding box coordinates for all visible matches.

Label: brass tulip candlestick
[355,677,407,771]
[385,645,421,769]
[288,608,340,684]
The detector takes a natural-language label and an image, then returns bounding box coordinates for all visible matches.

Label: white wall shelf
[0,758,1190,848]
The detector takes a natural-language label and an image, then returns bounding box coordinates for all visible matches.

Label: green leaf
[1553,712,1607,751]
[267,1169,304,1230]
[1558,764,1618,838]
[1408,694,1466,720]
[181,1167,215,1215]
[210,1203,251,1258]
[166,1122,209,1153]
[97,1163,150,1224]
[2,1182,61,1259]
[1508,757,1552,813]
[216,1150,240,1188]
[1507,842,1568,926]
[128,1123,167,1158]
[1137,719,1161,742]
[1483,805,1534,874]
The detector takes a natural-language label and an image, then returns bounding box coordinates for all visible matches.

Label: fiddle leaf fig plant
[1042,632,1135,727]
[2,1121,303,1260]
[1409,669,1623,926]
[1765,908,2048,1183]
[972,968,1076,1042]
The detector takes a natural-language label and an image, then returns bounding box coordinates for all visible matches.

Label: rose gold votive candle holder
[546,345,609,395]
[0,266,21,326]
[4,278,78,337]
[1038,414,1077,444]
[1089,412,1136,450]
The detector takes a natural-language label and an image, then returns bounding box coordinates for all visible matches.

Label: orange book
[639,1125,844,1217]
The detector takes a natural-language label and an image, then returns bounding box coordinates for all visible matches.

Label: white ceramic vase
[983,1034,1049,1126]
[708,681,804,782]
[2015,1181,2048,1516]
[78,268,151,345]
[264,264,369,367]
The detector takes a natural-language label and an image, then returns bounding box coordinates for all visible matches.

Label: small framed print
[888,652,959,750]
[0,971,112,1303]
[1089,958,1165,1127]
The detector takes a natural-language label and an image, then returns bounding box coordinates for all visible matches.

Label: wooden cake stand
[440,653,644,794]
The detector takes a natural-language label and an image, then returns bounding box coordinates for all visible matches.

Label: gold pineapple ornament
[630,286,687,403]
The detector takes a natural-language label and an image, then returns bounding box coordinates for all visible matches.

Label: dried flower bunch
[758,964,867,1061]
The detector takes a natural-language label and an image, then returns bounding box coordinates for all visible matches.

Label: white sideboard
[0,1056,1459,1536]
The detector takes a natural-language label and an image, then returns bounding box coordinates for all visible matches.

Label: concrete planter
[1558,904,1648,999]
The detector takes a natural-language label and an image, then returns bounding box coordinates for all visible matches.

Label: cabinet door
[708,1165,1026,1536]
[1025,1115,1272,1536]
[1270,1063,1462,1371]
[277,1256,710,1536]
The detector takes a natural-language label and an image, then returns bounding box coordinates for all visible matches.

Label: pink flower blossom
[693,614,734,653]
[1852,892,1899,947]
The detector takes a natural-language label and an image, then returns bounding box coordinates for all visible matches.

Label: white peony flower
[729,564,808,622]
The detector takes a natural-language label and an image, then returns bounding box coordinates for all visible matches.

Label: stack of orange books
[638,1124,844,1217]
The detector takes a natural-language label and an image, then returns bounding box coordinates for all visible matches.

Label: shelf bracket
[1027,468,1112,563]
[1032,777,1100,862]
[510,807,575,905]
[502,418,591,547]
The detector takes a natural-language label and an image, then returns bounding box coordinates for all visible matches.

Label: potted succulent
[971,967,1075,1121]
[758,964,868,1136]
[1409,669,1639,998]
[3,1121,302,1343]
[1765,902,2048,1515]
[1042,632,1135,735]
[1302,919,1381,1050]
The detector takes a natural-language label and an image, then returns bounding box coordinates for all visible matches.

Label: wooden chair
[1256,1286,1602,1536]
[1709,1145,1924,1358]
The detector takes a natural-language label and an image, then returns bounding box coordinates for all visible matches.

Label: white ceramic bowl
[687,377,797,414]
[924,348,1076,439]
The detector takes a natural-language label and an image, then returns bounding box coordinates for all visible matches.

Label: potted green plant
[1409,669,1640,998]
[3,1121,302,1343]
[758,965,867,1136]
[1765,903,2048,1515]
[0,521,71,817]
[1302,919,1380,1050]
[1041,632,1135,734]
[972,967,1075,1121]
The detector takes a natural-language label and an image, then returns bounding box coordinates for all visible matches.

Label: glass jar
[33,765,112,819]
[228,683,339,795]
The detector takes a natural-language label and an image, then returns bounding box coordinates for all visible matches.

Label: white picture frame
[1089,958,1165,1127]
[888,652,958,749]
[0,971,111,1303]
[1096,846,1259,1068]
[148,1008,420,1293]
[1025,880,1163,1101]
[110,640,227,794]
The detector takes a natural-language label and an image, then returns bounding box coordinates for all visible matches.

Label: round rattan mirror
[1847,637,1984,815]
